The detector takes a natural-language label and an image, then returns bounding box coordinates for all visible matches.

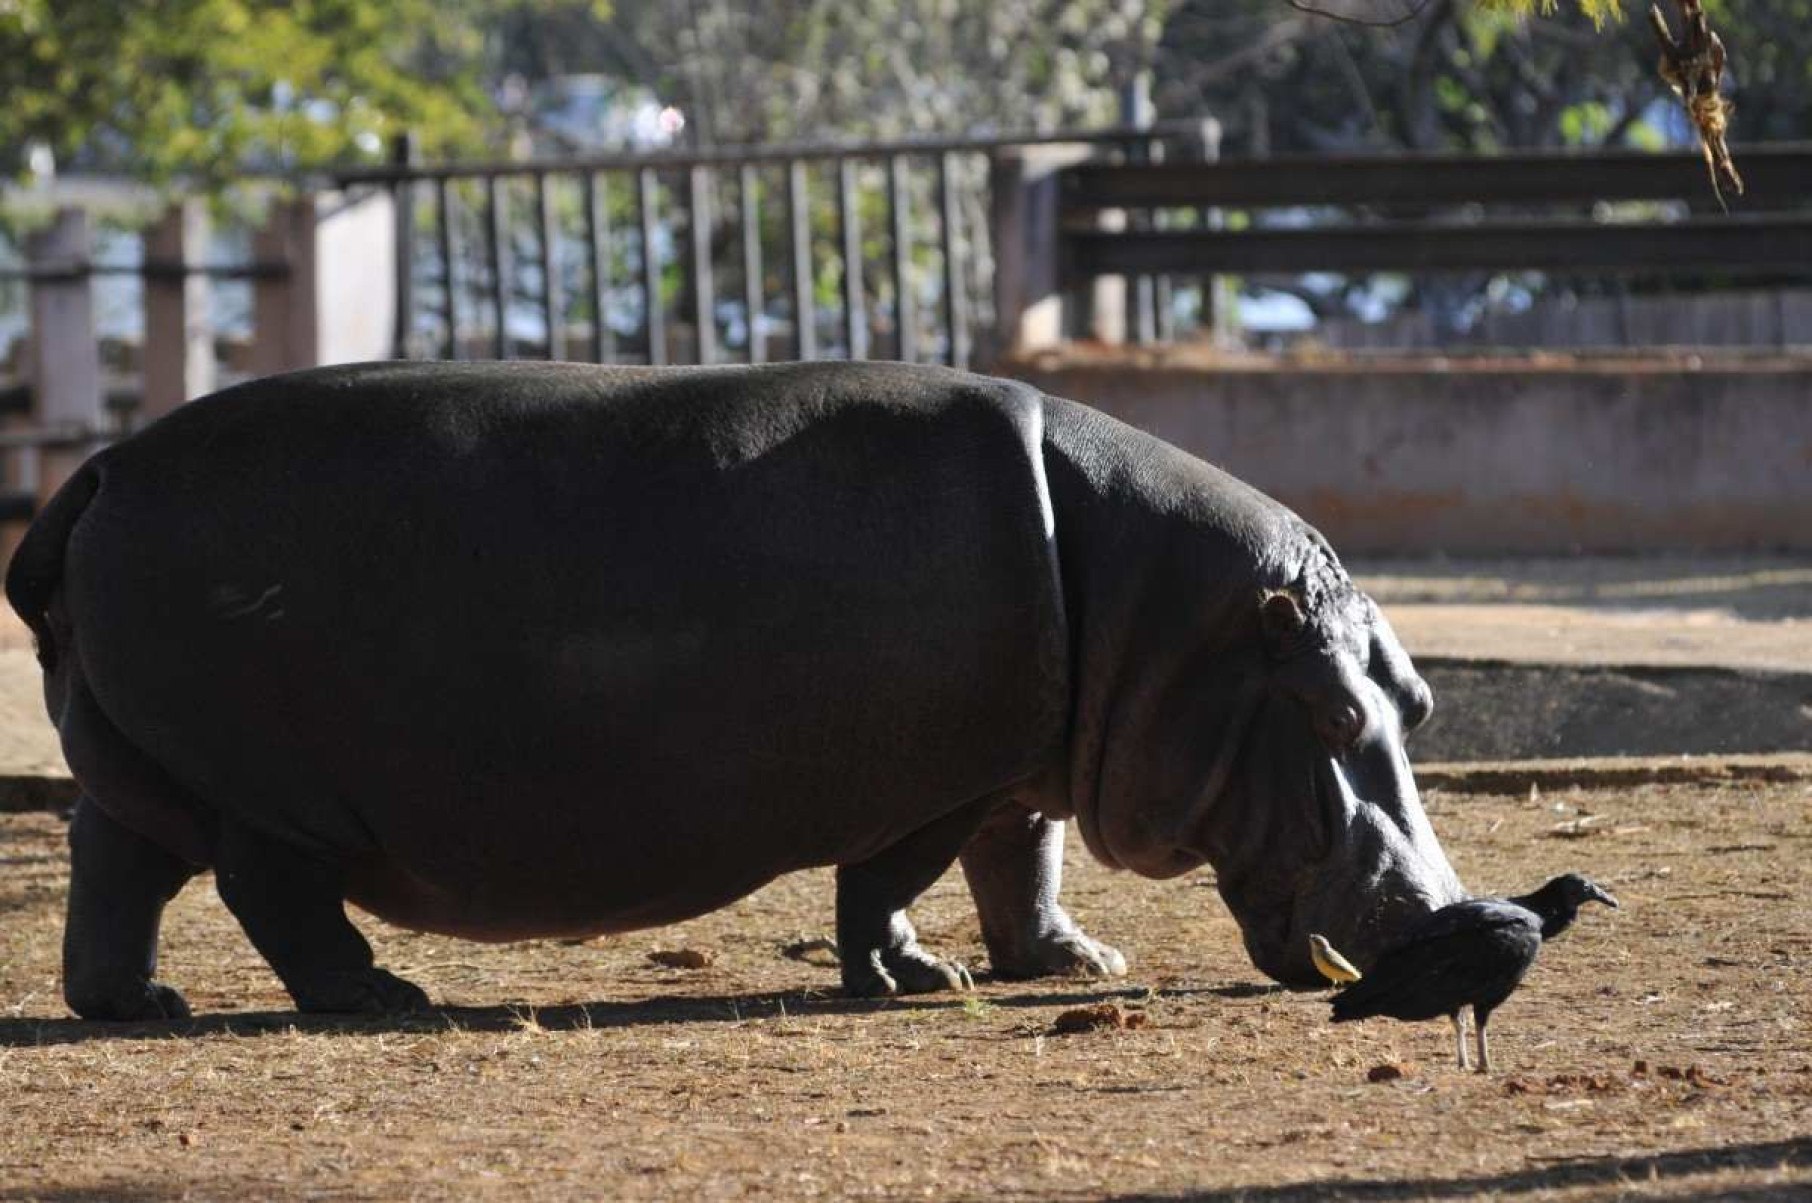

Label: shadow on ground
[0,979,1286,1049]
[1110,1136,1812,1201]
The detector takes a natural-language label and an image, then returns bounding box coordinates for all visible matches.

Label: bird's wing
[1331,909,1540,1023]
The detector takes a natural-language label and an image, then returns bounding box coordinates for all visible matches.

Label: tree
[9,0,1777,185]
[512,1,1174,148]
[1157,0,1670,155]
[0,1,605,183]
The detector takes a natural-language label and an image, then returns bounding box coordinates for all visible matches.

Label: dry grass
[1,776,1808,1201]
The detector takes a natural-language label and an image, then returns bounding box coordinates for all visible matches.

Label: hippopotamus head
[1217,558,1465,986]
[1064,505,1465,989]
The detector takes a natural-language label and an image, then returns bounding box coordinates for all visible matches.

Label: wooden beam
[1060,145,1812,211]
[1065,217,1812,277]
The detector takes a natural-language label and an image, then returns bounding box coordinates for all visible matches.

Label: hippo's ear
[1259,588,1307,653]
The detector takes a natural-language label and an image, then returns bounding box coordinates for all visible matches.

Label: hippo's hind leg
[836,798,996,998]
[64,795,198,1020]
[959,801,1125,981]
[213,820,428,1014]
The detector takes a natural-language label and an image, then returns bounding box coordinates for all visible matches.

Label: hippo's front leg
[836,798,997,997]
[214,820,429,1014]
[959,802,1126,980]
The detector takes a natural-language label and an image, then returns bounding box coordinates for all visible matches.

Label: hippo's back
[55,361,1070,938]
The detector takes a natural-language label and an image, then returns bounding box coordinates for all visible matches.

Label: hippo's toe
[991,930,1127,981]
[844,946,974,998]
[291,967,431,1015]
[67,979,192,1023]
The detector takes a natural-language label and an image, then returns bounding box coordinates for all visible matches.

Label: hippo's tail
[5,456,102,673]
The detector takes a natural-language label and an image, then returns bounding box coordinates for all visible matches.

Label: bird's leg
[1451,1010,1470,1072]
[1475,1015,1493,1074]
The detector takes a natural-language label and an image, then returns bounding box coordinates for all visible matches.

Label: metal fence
[337,124,1212,370]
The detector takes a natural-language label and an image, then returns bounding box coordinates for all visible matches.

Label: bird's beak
[1588,884,1620,908]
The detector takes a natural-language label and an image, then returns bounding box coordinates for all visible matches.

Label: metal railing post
[536,172,565,360]
[484,176,510,358]
[787,161,816,360]
[739,165,764,364]
[888,155,914,363]
[837,159,867,359]
[937,152,969,370]
[391,132,418,359]
[583,173,613,363]
[637,168,667,366]
[688,166,717,365]
[435,179,459,359]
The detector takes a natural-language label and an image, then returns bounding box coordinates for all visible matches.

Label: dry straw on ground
[1,774,1808,1199]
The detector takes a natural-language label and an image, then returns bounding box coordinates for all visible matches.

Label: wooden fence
[6,137,1810,529]
[0,191,397,525]
[1053,143,1812,350]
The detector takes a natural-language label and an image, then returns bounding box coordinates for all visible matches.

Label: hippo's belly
[62,364,1070,935]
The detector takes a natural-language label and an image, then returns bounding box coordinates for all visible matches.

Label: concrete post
[988,144,1095,361]
[1121,70,1158,346]
[251,191,398,376]
[26,206,104,507]
[1187,117,1237,350]
[1088,209,1128,346]
[142,200,214,421]
[251,196,320,376]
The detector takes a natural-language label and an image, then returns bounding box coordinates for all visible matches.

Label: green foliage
[1474,0,1625,26]
[0,1,596,184]
[1158,0,1676,156]
[587,1,1174,145]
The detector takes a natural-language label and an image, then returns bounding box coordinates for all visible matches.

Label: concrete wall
[1006,359,1812,554]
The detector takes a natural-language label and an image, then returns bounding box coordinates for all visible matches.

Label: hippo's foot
[67,978,192,1023]
[989,927,1127,981]
[835,798,994,999]
[290,967,431,1015]
[843,940,975,998]
[958,804,1128,982]
[214,820,430,1017]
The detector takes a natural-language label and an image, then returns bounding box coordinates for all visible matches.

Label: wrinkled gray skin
[5,361,1464,1020]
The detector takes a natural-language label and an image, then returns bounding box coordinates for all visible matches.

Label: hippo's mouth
[1250,751,1374,989]
[1180,681,1267,866]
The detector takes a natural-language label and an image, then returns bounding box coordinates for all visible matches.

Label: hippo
[5,360,1464,1021]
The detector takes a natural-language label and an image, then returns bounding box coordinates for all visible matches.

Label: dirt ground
[1,772,1807,1201]
[1353,557,1812,674]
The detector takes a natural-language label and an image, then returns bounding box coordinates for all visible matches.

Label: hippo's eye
[1317,701,1366,753]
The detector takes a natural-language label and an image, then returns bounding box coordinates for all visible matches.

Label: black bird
[1330,873,1618,1072]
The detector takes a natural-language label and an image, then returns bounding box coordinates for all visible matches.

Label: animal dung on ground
[1052,1002,1148,1034]
[1367,1061,1415,1083]
[647,948,717,970]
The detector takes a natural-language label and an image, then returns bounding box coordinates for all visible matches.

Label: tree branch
[1286,0,1432,28]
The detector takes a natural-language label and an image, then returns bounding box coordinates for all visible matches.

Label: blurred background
[0,1,1808,559]
[0,0,1808,757]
